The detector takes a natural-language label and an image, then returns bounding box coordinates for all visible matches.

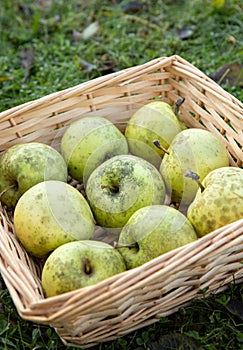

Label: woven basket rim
[0,55,242,119]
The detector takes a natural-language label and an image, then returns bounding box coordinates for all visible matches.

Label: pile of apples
[0,100,242,298]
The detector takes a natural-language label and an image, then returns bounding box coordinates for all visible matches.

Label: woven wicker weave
[0,55,243,348]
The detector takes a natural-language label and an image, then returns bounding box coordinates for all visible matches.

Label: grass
[0,279,243,350]
[0,0,243,349]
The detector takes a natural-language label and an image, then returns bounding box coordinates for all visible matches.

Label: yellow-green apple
[85,154,166,232]
[61,116,128,184]
[41,240,126,297]
[116,204,197,269]
[159,128,229,206]
[187,167,243,237]
[125,101,184,168]
[14,180,95,258]
[0,142,68,208]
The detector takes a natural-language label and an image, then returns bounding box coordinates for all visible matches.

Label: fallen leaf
[81,22,99,40]
[19,47,34,69]
[72,29,83,42]
[72,22,99,42]
[18,4,33,17]
[19,47,34,82]
[148,333,201,350]
[209,62,243,87]
[225,299,243,320]
[121,1,143,14]
[99,59,119,74]
[79,59,97,73]
[177,25,196,40]
[228,35,237,45]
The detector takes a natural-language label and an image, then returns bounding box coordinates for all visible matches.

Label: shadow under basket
[0,55,243,348]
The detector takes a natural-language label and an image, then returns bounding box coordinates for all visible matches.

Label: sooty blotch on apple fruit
[0,142,68,208]
[36,193,43,200]
[40,215,51,224]
[41,240,126,297]
[86,154,166,230]
[187,167,243,237]
[100,160,136,194]
[60,116,129,184]
[14,181,95,258]
[104,159,135,180]
[160,128,229,206]
[117,205,197,269]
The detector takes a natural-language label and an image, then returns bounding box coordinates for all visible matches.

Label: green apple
[86,154,166,232]
[0,142,68,209]
[159,128,229,206]
[41,240,126,297]
[14,180,95,258]
[116,204,197,269]
[187,167,243,237]
[61,116,129,184]
[125,101,184,168]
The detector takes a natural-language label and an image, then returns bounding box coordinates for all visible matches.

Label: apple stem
[101,184,119,193]
[84,256,92,274]
[184,170,205,192]
[0,183,17,198]
[114,241,137,249]
[153,140,170,154]
[174,97,185,116]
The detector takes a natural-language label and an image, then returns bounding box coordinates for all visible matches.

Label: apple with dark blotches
[0,142,68,208]
[41,240,126,297]
[116,204,197,269]
[14,180,95,258]
[186,167,243,237]
[85,154,166,232]
[61,116,128,184]
[159,128,229,206]
[125,101,184,168]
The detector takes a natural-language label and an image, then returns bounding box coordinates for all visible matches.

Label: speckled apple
[86,154,166,232]
[160,128,229,206]
[117,204,197,269]
[14,180,95,258]
[125,101,184,168]
[41,240,126,297]
[187,166,243,237]
[0,142,68,208]
[61,116,128,184]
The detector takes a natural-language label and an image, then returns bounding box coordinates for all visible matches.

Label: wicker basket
[0,55,243,348]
